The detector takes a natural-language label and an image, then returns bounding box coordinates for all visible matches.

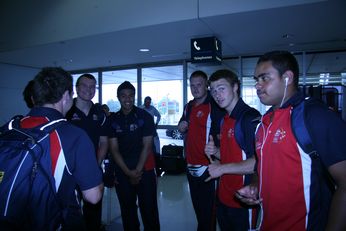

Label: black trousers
[187,170,217,231]
[83,198,103,231]
[115,169,160,231]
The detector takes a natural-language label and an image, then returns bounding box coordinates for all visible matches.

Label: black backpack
[0,117,66,231]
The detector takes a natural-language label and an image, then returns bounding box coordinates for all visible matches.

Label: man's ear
[233,82,239,94]
[61,90,70,105]
[283,70,294,85]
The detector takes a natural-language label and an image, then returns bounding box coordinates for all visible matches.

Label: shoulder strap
[7,118,67,144]
[234,108,260,154]
[291,98,316,156]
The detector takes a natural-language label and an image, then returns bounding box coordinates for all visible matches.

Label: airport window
[241,57,268,114]
[142,65,183,126]
[102,69,137,112]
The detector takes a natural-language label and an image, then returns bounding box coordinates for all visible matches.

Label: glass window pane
[142,65,183,126]
[72,73,99,103]
[241,57,268,114]
[102,69,137,112]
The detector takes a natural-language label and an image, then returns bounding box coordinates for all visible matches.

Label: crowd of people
[1,50,346,231]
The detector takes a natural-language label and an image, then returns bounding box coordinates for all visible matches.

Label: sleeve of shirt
[153,107,161,124]
[62,127,103,191]
[100,116,113,137]
[306,103,346,167]
[179,103,189,124]
[108,114,117,138]
[142,111,155,137]
[210,102,226,147]
[242,108,261,159]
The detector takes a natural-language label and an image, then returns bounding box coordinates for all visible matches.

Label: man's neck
[121,106,134,115]
[75,97,92,115]
[194,94,207,106]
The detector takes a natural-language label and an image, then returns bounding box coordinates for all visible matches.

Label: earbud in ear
[284,77,288,86]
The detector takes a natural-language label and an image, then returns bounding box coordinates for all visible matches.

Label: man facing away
[204,69,260,231]
[109,81,160,231]
[237,50,346,231]
[178,70,225,231]
[65,73,110,231]
[22,67,103,230]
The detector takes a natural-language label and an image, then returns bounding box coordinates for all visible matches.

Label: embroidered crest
[227,128,234,139]
[129,123,138,131]
[272,128,286,143]
[71,113,81,121]
[196,110,204,118]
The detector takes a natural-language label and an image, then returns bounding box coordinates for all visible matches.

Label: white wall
[0,63,39,124]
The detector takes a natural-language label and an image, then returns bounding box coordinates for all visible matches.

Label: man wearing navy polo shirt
[66,73,109,231]
[109,81,160,231]
[21,67,103,230]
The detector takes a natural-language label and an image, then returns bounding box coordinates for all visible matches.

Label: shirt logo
[93,114,98,121]
[130,123,138,131]
[272,128,286,143]
[71,113,81,121]
[196,110,204,118]
[0,171,4,183]
[227,128,234,139]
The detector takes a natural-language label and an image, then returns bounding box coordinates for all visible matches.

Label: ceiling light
[139,48,150,52]
[282,34,294,39]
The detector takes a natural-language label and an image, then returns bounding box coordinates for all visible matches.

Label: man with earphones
[237,50,346,231]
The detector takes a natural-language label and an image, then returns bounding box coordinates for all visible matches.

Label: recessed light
[139,48,150,52]
[282,34,294,39]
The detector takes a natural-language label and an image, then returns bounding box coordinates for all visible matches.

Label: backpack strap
[8,118,67,145]
[291,98,317,157]
[234,108,260,155]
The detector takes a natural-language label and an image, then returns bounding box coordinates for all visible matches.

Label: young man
[21,67,103,229]
[178,70,225,231]
[66,73,109,231]
[108,81,160,231]
[204,69,260,231]
[237,51,346,231]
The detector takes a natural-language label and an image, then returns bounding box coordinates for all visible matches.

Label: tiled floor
[102,173,197,231]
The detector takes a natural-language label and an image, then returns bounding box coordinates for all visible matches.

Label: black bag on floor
[161,144,186,174]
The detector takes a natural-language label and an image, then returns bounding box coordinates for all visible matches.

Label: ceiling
[0,0,346,73]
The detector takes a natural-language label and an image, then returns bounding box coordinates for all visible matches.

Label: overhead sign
[191,36,222,64]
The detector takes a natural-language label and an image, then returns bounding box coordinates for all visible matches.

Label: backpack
[0,117,66,231]
[291,98,316,155]
[234,107,261,156]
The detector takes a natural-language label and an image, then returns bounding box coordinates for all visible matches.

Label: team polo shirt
[66,100,110,152]
[109,106,156,170]
[256,92,346,231]
[218,99,259,208]
[21,107,102,215]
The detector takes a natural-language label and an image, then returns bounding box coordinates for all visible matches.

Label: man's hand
[204,135,218,163]
[178,121,188,133]
[127,169,143,185]
[235,185,261,205]
[205,162,222,182]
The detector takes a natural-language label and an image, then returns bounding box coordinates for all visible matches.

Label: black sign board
[191,36,222,64]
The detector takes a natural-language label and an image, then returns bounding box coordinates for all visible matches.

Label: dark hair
[76,73,96,86]
[257,50,299,88]
[144,96,151,101]
[117,81,135,96]
[23,80,35,108]
[32,67,73,106]
[189,70,208,81]
[209,69,241,96]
